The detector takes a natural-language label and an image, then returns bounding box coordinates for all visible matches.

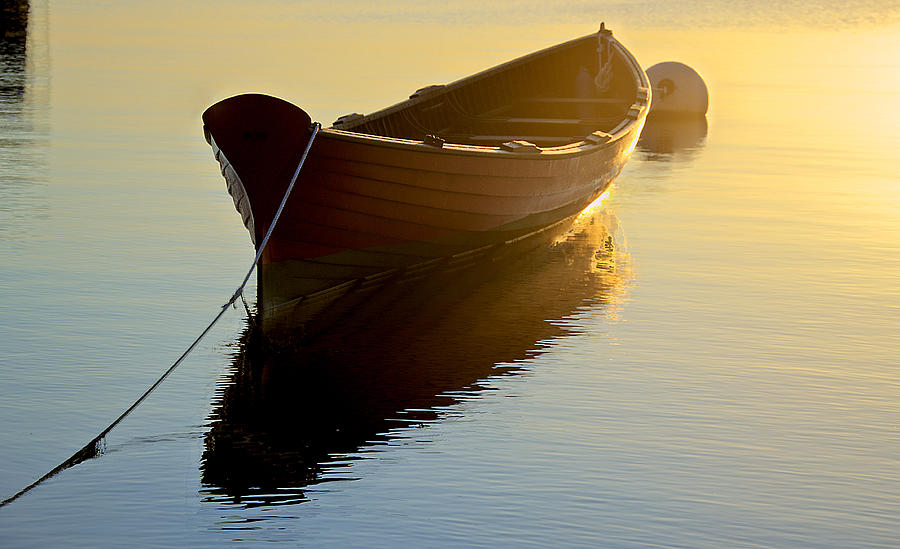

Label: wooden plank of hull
[306,142,620,213]
[265,129,635,261]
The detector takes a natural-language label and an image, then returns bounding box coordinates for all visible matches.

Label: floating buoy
[646,62,708,117]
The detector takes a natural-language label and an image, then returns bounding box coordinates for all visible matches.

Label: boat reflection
[1,1,28,95]
[201,206,631,507]
[637,114,708,160]
[1,0,49,241]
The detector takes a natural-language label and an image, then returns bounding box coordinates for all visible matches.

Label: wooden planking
[311,133,630,195]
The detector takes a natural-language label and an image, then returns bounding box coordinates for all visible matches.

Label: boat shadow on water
[200,207,631,507]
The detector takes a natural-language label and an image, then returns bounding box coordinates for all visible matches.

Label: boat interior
[333,34,640,148]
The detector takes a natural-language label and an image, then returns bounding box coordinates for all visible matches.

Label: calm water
[2,1,899,547]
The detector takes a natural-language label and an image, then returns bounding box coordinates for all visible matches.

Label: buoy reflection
[638,114,708,160]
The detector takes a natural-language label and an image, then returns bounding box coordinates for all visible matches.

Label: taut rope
[0,122,322,509]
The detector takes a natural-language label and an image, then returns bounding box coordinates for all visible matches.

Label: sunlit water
[1,1,899,547]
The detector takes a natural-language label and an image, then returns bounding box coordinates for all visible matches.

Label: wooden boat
[202,24,650,327]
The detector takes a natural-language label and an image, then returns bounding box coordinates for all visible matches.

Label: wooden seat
[524,96,630,105]
[453,135,582,144]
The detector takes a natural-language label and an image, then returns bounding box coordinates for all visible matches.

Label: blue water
[1,1,899,547]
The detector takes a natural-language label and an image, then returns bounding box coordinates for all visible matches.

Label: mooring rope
[594,24,613,94]
[0,122,321,509]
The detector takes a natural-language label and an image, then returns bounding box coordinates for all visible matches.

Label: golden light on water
[553,188,615,246]
[579,189,612,218]
[624,118,645,156]
[3,2,900,545]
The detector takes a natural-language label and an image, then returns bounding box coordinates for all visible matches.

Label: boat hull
[209,123,640,326]
[203,29,650,329]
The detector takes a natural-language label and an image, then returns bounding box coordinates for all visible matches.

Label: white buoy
[646,62,708,116]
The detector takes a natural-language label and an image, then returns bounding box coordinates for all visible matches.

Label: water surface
[1,1,899,547]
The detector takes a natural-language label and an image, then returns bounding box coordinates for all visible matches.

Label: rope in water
[0,122,321,509]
